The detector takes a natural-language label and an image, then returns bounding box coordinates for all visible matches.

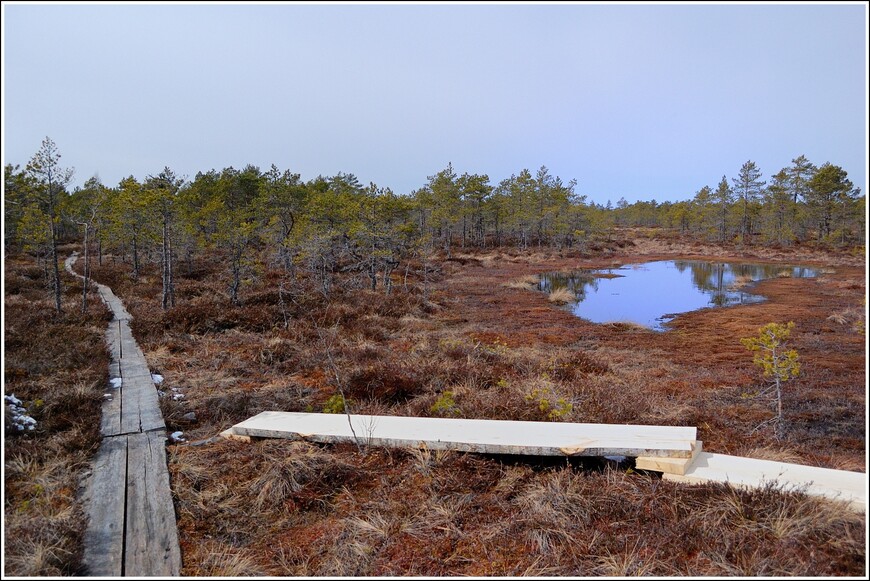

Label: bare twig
[313,310,364,454]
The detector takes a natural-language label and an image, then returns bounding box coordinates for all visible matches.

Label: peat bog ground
[5,231,867,576]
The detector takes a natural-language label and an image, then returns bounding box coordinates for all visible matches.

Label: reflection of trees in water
[539,272,598,302]
[539,262,816,311]
[680,261,730,306]
[680,261,814,307]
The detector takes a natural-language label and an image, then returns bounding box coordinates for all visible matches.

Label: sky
[2,2,867,205]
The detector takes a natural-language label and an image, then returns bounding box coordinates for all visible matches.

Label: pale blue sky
[2,2,867,204]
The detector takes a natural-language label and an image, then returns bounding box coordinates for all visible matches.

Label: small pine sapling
[741,322,800,439]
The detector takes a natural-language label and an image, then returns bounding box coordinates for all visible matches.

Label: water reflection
[539,260,816,331]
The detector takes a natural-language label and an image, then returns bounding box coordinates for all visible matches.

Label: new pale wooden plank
[125,432,182,576]
[662,452,866,511]
[636,441,703,475]
[82,435,127,576]
[219,427,252,442]
[231,412,697,458]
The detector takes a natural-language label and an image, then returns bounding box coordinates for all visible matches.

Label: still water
[538,260,817,331]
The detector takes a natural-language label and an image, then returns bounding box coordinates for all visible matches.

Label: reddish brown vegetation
[60,233,867,575]
[4,250,112,576]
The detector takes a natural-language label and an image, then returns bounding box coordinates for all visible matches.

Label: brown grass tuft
[547,287,576,305]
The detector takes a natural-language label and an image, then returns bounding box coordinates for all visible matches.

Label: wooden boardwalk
[66,254,181,576]
[225,411,699,458]
[663,452,866,511]
[226,411,865,511]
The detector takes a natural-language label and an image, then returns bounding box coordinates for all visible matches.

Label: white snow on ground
[109,378,123,389]
[5,393,37,431]
[168,431,185,443]
[151,373,164,385]
[171,393,185,401]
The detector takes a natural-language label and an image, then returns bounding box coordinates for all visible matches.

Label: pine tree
[25,137,75,313]
[713,176,733,242]
[732,161,765,242]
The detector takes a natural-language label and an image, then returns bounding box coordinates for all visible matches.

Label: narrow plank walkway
[225,411,699,457]
[663,452,866,511]
[66,254,181,576]
[226,411,865,511]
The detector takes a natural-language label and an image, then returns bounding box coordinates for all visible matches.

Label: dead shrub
[548,350,610,381]
[344,362,425,404]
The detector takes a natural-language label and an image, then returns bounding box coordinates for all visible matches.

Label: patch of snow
[157,389,166,398]
[168,431,185,443]
[6,394,37,432]
[171,393,185,401]
[109,378,123,389]
[604,455,627,463]
[14,415,37,429]
[151,373,164,385]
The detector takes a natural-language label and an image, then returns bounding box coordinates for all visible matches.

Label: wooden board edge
[635,440,703,475]
[220,427,252,442]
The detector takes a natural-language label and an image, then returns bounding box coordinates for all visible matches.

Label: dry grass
[75,241,866,576]
[4,253,111,576]
[503,273,540,291]
[826,306,865,331]
[727,274,754,290]
[547,287,576,304]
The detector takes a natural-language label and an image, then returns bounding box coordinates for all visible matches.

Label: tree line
[5,137,865,312]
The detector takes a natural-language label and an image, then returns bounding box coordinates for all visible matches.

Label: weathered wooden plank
[662,452,866,511]
[101,360,123,437]
[100,387,123,437]
[73,252,181,575]
[125,432,182,576]
[82,435,127,576]
[97,284,132,321]
[105,319,122,361]
[231,412,698,458]
[119,375,142,434]
[636,440,703,475]
[137,382,166,433]
[119,321,146,360]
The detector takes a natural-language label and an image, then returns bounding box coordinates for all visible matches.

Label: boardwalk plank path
[66,254,181,576]
[226,411,866,511]
[225,411,699,457]
[663,452,866,511]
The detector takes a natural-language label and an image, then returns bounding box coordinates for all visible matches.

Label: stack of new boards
[223,412,865,511]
